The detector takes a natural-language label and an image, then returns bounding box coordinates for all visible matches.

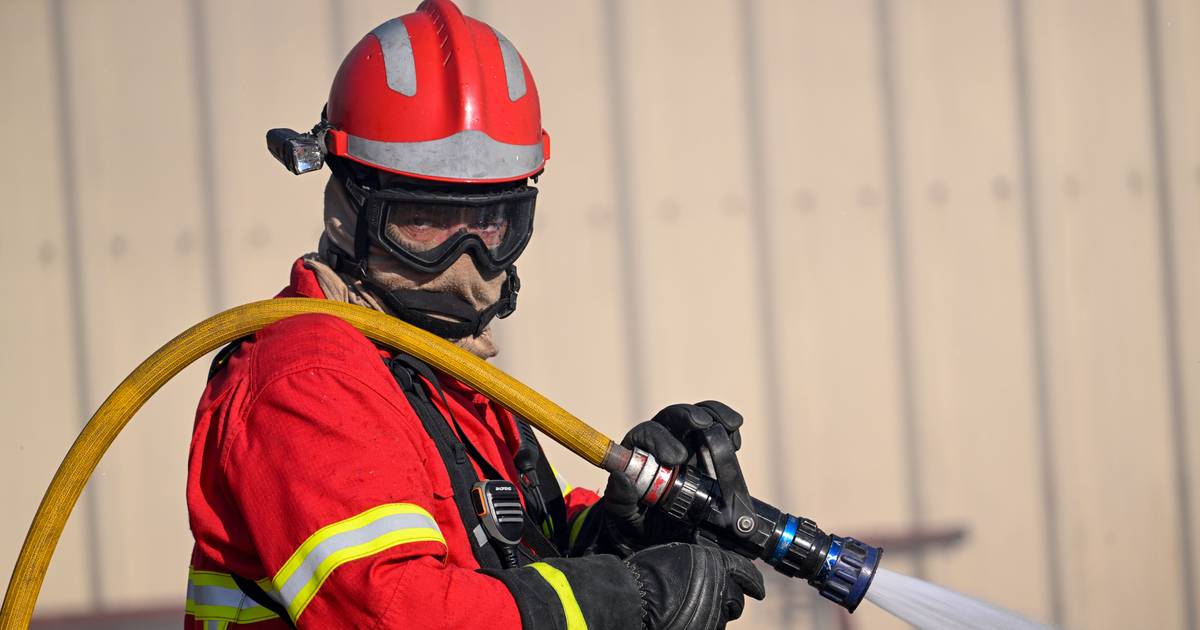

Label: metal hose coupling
[615,449,883,613]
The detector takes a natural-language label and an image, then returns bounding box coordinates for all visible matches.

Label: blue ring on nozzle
[845,539,881,607]
[770,515,799,564]
[818,537,843,581]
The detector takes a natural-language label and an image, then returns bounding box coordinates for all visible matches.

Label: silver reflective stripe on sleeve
[186,568,281,624]
[272,503,447,621]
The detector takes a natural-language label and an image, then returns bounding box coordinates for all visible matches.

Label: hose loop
[0,299,615,628]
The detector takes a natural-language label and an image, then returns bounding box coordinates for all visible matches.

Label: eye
[398,206,444,230]
[470,209,505,231]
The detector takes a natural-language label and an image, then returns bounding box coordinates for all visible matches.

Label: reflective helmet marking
[491,28,526,101]
[371,18,417,97]
[324,0,546,183]
[345,129,543,181]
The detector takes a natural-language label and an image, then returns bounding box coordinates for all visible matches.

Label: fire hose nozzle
[619,452,883,614]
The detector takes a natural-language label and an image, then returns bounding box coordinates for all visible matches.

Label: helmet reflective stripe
[186,568,282,624]
[271,503,446,621]
[344,129,544,181]
[372,18,417,97]
[491,28,526,101]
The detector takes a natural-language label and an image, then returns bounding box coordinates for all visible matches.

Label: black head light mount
[266,123,328,175]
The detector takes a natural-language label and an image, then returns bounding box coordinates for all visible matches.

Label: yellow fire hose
[0,299,625,629]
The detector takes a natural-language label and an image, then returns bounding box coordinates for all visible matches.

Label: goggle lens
[373,187,537,273]
[385,203,512,253]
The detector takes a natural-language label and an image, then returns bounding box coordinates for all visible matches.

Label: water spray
[867,568,1055,629]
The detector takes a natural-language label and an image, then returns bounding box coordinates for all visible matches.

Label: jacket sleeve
[560,487,600,554]
[223,365,523,629]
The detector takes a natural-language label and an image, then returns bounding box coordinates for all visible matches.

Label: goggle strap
[326,244,370,283]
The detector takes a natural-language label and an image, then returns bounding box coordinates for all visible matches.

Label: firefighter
[185,1,764,628]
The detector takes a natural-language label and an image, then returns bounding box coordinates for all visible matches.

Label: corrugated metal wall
[1,1,1196,628]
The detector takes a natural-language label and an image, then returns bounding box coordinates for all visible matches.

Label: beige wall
[1,1,1197,628]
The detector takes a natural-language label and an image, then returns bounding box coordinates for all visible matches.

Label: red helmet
[322,0,549,184]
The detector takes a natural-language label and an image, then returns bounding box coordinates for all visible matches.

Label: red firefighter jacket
[185,260,599,628]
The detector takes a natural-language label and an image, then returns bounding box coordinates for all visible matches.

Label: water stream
[865,568,1056,629]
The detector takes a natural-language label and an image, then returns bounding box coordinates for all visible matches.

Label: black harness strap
[207,337,248,380]
[388,355,506,569]
[205,336,568,613]
[514,418,569,550]
[232,574,296,628]
[388,353,562,564]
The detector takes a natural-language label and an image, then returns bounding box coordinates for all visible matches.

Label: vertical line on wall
[1008,0,1064,624]
[1142,1,1197,628]
[188,0,225,312]
[872,0,926,578]
[601,0,647,419]
[329,0,347,65]
[735,0,805,625]
[461,0,484,20]
[48,0,105,609]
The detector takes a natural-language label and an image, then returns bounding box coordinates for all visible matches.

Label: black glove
[627,542,765,630]
[601,401,747,552]
[484,542,765,630]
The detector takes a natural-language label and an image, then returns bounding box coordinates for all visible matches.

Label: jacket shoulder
[248,312,386,382]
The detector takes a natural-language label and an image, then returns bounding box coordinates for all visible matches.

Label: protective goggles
[344,178,537,274]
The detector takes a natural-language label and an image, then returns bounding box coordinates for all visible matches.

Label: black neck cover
[326,245,520,340]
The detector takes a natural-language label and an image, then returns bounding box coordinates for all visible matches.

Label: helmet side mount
[265,121,330,175]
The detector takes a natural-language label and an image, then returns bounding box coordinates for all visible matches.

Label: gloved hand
[626,542,765,630]
[484,542,766,630]
[601,401,747,552]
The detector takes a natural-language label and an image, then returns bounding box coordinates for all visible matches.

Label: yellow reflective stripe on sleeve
[186,567,281,624]
[550,463,573,494]
[568,504,594,549]
[528,562,587,630]
[272,503,446,621]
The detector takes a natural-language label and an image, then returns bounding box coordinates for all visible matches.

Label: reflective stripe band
[186,568,280,624]
[550,464,572,495]
[568,504,594,549]
[273,503,446,621]
[491,27,527,101]
[345,129,544,181]
[372,18,417,96]
[528,562,587,630]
